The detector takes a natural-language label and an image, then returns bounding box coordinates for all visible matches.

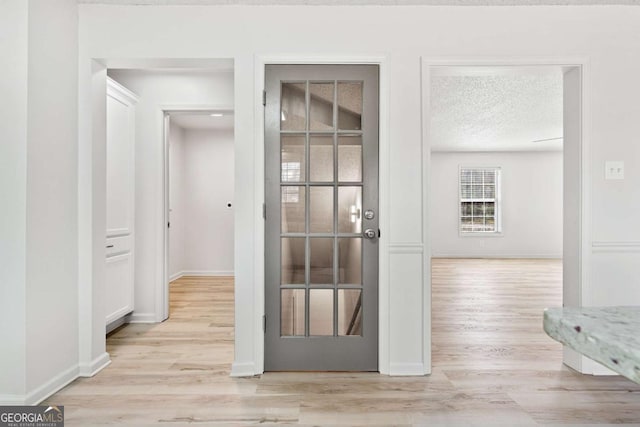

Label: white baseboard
[106,315,130,334]
[170,270,235,282]
[563,346,583,372]
[389,362,427,376]
[0,395,26,405]
[25,364,79,405]
[128,312,157,323]
[230,361,257,377]
[583,357,619,376]
[431,254,562,259]
[79,352,111,377]
[564,348,619,376]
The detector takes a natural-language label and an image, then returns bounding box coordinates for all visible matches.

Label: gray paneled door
[264,64,379,371]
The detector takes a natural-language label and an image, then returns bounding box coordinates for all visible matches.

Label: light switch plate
[605,161,624,180]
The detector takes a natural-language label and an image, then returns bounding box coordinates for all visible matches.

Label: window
[459,167,501,234]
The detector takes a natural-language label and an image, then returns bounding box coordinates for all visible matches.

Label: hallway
[47,264,640,425]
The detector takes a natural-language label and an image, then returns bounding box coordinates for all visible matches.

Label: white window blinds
[460,167,500,233]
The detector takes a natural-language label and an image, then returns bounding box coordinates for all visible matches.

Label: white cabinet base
[105,77,138,329]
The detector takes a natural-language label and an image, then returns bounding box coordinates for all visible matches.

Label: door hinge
[262,314,266,333]
[378,228,381,238]
[262,90,266,106]
[167,222,170,229]
[262,203,266,220]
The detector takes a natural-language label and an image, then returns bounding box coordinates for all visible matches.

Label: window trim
[458,166,503,237]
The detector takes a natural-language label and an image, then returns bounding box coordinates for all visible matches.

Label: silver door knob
[364,228,377,239]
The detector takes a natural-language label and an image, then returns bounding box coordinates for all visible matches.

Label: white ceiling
[430,66,563,152]
[79,0,640,5]
[170,112,234,131]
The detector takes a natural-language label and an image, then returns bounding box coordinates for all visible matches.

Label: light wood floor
[47,260,640,425]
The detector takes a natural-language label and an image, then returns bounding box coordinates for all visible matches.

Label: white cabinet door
[105,78,138,326]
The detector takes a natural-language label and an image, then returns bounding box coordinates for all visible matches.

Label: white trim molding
[106,315,129,334]
[431,253,563,259]
[170,271,235,282]
[592,241,640,253]
[582,358,618,376]
[25,364,79,405]
[389,362,428,376]
[230,362,257,377]
[78,352,111,377]
[0,395,27,406]
[107,77,139,105]
[127,312,157,323]
[389,243,424,254]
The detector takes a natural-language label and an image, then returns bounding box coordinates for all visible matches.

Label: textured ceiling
[79,0,640,4]
[170,113,234,131]
[430,67,563,152]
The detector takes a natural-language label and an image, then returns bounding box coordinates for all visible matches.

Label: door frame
[253,55,390,375]
[421,56,594,374]
[161,105,235,321]
[79,59,239,378]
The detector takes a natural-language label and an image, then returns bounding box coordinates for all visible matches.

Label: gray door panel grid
[264,64,379,371]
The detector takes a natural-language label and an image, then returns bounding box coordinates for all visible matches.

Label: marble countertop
[544,306,640,384]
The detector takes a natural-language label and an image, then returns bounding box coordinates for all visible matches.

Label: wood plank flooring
[46,261,640,425]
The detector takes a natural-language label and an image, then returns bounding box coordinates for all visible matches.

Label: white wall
[77,5,640,377]
[169,126,235,278]
[25,0,79,396]
[168,123,185,279]
[106,70,234,320]
[0,0,29,400]
[431,151,563,258]
[0,0,79,404]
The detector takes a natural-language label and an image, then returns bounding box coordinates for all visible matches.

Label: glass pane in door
[309,289,334,336]
[338,82,362,131]
[310,238,334,285]
[281,135,305,182]
[338,289,362,336]
[281,186,305,233]
[281,289,305,336]
[309,187,334,233]
[309,135,334,182]
[281,82,306,131]
[310,83,334,131]
[338,238,361,285]
[281,237,305,285]
[338,186,362,234]
[338,136,362,182]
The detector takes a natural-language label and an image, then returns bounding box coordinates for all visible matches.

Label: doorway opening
[102,63,235,338]
[426,64,581,373]
[165,111,235,320]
